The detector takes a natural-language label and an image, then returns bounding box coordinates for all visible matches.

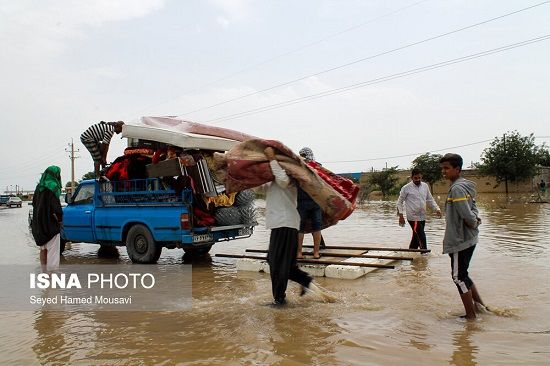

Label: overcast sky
[1,0,549,192]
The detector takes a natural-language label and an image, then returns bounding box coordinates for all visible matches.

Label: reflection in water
[29,267,342,364]
[410,254,429,273]
[450,322,480,366]
[478,201,549,258]
[32,310,70,365]
[406,318,432,352]
[239,304,340,365]
[182,252,213,265]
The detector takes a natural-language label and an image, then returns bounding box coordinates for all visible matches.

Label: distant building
[338,172,361,182]
[359,166,550,194]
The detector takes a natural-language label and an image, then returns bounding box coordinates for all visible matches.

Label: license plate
[193,234,213,243]
[238,228,251,236]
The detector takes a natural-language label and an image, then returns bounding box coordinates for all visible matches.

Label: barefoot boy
[440,153,486,320]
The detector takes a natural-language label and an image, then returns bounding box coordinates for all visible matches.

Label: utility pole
[66,139,80,194]
[503,133,509,196]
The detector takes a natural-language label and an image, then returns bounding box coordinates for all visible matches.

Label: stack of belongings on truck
[105,148,154,180]
[140,117,259,228]
[212,139,360,232]
[103,147,154,203]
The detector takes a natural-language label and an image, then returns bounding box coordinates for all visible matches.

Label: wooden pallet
[215,245,428,279]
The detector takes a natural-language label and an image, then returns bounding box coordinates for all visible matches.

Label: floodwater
[0,195,549,365]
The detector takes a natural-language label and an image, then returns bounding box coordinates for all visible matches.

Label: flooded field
[1,195,549,365]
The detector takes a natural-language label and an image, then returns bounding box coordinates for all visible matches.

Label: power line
[321,135,550,164]
[321,139,493,164]
[2,146,67,172]
[178,1,550,117]
[203,34,550,124]
[123,0,430,120]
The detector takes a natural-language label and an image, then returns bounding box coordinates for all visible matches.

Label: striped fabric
[80,122,116,163]
[450,245,475,294]
[81,139,102,162]
[81,122,115,144]
[452,252,469,293]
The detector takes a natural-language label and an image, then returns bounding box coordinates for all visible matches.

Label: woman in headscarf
[31,166,63,271]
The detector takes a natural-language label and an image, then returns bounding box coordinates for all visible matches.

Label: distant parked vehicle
[0,195,9,206]
[6,197,22,208]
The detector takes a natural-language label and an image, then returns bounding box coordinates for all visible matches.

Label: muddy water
[0,196,549,365]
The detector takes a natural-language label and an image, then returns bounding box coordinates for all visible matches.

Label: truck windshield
[73,185,94,204]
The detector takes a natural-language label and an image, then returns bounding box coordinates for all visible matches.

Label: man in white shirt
[264,147,313,306]
[397,168,442,250]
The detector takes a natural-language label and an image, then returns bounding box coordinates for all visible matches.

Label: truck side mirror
[65,193,72,204]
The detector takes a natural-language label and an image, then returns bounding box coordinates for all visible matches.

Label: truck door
[62,183,96,243]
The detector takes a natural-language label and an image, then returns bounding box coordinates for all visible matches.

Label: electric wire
[125,0,431,120]
[202,34,550,124]
[178,1,550,117]
[321,135,550,164]
[2,144,67,171]
[321,139,493,164]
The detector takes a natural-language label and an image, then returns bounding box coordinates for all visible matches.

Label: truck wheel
[126,224,162,264]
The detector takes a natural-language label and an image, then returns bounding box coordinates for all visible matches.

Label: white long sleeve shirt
[265,160,300,230]
[397,181,440,221]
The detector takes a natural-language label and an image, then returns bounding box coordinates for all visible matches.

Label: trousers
[267,227,312,302]
[408,220,427,249]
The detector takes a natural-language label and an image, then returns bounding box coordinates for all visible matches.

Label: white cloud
[216,16,230,28]
[89,67,126,80]
[208,0,253,23]
[9,0,166,28]
[0,0,166,59]
[73,0,166,26]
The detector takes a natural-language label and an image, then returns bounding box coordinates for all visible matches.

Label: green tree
[537,144,550,167]
[367,166,399,198]
[411,153,443,192]
[357,183,373,205]
[81,171,96,181]
[476,131,540,195]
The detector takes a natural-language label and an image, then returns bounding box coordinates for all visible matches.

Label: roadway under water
[0,195,548,365]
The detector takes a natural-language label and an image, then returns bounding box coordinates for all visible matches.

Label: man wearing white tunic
[264,147,312,305]
[397,168,441,249]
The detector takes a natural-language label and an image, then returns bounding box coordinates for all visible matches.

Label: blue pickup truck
[61,178,254,263]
